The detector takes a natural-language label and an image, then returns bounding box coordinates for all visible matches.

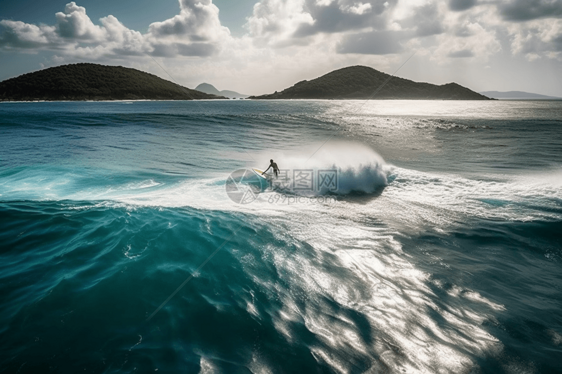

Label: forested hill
[0,63,223,101]
[250,66,491,100]
[195,83,248,99]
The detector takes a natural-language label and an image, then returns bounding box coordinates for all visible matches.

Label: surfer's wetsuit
[264,160,279,177]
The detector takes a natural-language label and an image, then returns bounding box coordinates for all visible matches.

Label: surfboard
[252,168,271,179]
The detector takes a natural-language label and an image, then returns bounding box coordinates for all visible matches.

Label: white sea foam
[1,142,561,226]
[250,142,389,195]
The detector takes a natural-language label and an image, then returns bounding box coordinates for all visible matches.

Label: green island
[0,63,223,101]
[250,65,491,100]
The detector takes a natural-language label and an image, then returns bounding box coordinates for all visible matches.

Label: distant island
[0,63,223,102]
[480,91,561,100]
[195,83,248,99]
[250,66,491,100]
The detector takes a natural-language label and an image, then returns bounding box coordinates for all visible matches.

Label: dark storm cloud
[336,30,403,54]
[448,49,474,57]
[293,0,397,38]
[500,0,562,21]
[449,0,478,11]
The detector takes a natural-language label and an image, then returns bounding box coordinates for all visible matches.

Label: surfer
[263,159,279,178]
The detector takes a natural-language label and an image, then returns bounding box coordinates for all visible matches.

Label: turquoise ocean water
[1,100,561,373]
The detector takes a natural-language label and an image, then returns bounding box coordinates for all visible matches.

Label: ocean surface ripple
[0,100,561,373]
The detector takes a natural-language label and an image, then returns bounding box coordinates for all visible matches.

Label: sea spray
[252,142,389,195]
[1,101,562,373]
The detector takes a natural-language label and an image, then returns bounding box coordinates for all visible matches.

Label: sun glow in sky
[1,0,562,96]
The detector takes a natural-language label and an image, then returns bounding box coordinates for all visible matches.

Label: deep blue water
[1,100,561,373]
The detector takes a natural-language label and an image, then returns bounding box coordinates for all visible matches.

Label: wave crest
[259,142,389,195]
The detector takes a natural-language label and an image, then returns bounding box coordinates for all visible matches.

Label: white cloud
[395,2,445,37]
[345,2,373,15]
[0,20,58,49]
[0,0,229,57]
[507,19,562,60]
[2,0,560,62]
[146,0,231,56]
[246,0,396,45]
[100,16,146,55]
[245,0,314,47]
[1,0,562,94]
[148,0,229,41]
[55,2,105,40]
[433,20,502,62]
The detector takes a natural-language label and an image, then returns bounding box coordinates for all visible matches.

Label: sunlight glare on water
[0,100,561,373]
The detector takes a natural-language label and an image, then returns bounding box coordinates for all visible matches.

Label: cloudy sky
[1,0,562,96]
